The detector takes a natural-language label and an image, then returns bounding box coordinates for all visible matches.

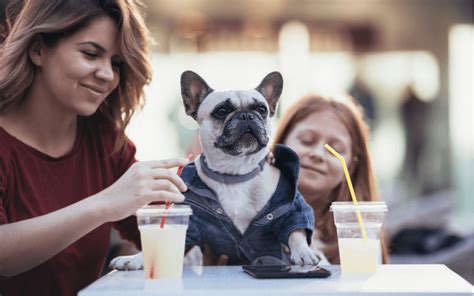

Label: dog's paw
[290,245,321,265]
[109,252,144,270]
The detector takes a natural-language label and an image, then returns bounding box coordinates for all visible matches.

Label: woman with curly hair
[0,1,188,294]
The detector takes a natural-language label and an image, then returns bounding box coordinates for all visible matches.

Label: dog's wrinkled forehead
[197,89,267,120]
[181,70,282,121]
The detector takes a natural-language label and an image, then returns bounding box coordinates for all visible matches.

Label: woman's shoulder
[0,128,15,180]
[0,127,16,161]
[81,118,136,173]
[82,118,121,150]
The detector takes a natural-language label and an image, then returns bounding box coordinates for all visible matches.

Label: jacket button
[266,213,273,220]
[216,208,223,215]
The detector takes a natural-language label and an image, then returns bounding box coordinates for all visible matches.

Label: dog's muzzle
[215,112,269,155]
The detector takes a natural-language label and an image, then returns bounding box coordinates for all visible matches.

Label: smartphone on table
[242,265,331,279]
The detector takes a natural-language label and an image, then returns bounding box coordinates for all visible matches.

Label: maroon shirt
[0,120,140,296]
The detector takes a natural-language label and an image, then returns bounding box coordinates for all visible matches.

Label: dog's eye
[257,106,267,116]
[215,107,228,117]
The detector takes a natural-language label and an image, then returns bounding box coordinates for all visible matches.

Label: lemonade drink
[331,201,387,274]
[136,205,192,279]
[139,224,187,279]
[338,238,380,273]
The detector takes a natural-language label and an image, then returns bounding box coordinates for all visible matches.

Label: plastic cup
[330,201,388,274]
[136,205,192,279]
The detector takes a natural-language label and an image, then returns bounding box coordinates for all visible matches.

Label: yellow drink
[338,238,380,273]
[139,224,187,279]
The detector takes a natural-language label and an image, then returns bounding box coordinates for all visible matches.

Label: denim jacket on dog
[181,144,314,265]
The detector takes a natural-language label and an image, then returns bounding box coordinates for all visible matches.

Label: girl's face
[33,16,121,116]
[284,109,353,203]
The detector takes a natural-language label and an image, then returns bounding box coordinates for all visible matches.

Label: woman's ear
[29,36,45,66]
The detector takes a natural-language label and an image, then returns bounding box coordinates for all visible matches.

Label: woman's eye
[83,51,98,59]
[112,61,122,69]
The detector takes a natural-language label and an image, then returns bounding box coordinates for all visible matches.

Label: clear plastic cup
[330,201,388,274]
[136,204,192,279]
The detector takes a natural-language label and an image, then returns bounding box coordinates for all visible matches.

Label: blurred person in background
[0,0,188,295]
[349,76,377,128]
[399,85,432,195]
[272,94,389,264]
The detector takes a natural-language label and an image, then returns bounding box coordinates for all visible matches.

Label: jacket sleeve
[185,208,202,251]
[272,192,314,246]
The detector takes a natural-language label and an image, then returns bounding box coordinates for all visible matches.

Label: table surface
[79,264,473,296]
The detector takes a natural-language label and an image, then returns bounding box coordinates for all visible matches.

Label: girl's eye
[329,141,345,153]
[299,136,315,146]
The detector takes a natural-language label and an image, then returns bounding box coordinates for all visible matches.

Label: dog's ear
[255,72,283,117]
[181,71,213,120]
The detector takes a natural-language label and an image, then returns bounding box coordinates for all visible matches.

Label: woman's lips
[81,84,108,96]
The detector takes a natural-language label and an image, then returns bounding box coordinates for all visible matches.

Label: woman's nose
[95,61,115,82]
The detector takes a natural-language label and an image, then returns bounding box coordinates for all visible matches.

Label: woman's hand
[97,158,189,222]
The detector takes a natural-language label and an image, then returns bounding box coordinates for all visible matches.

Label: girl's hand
[97,158,189,222]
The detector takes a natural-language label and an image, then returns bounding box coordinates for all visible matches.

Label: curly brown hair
[0,0,152,150]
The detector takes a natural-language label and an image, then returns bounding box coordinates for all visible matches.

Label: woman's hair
[0,0,152,150]
[273,94,388,263]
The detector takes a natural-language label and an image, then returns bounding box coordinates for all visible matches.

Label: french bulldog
[110,71,320,269]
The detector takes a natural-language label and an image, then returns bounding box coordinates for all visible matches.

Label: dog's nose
[238,112,254,121]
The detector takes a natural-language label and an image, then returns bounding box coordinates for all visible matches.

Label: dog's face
[181,71,283,157]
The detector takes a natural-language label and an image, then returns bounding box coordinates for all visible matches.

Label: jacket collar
[199,155,267,184]
[182,144,301,202]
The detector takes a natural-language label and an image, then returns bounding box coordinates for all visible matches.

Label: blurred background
[2,0,472,283]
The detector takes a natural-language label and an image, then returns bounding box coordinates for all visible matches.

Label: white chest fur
[196,158,281,234]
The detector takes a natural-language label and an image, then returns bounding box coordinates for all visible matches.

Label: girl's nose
[309,144,325,161]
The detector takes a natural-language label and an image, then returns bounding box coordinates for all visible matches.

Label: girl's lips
[301,164,327,175]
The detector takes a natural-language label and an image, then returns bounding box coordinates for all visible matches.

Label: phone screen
[242,265,331,279]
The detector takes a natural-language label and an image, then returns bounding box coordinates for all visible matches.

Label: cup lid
[330,201,388,212]
[136,204,193,217]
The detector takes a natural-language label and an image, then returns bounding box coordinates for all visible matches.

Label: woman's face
[284,109,353,203]
[34,16,121,116]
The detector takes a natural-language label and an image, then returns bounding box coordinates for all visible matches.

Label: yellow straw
[324,144,368,240]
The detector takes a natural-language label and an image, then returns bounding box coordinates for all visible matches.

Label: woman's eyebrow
[76,41,106,52]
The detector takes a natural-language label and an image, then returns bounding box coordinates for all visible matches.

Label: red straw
[159,201,172,229]
[160,154,193,228]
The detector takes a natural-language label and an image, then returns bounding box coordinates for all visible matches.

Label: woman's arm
[0,159,188,277]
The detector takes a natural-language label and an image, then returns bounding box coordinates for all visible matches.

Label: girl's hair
[0,0,152,150]
[273,94,389,263]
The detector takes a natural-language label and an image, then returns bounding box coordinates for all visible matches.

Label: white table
[79,265,473,296]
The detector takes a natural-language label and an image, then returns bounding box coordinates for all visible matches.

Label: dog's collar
[199,156,266,184]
